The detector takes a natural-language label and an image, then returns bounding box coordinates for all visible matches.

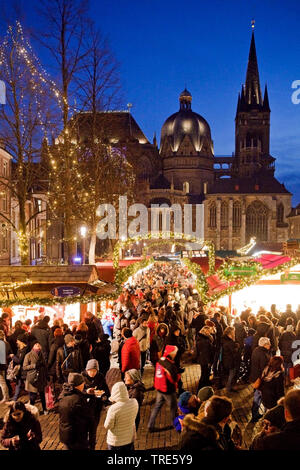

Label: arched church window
[209,203,216,228]
[277,203,284,225]
[233,201,241,229]
[183,182,190,193]
[221,201,228,229]
[246,200,268,242]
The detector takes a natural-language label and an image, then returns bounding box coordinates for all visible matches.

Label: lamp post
[80,226,87,264]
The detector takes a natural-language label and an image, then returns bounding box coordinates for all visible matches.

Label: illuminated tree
[0,21,58,264]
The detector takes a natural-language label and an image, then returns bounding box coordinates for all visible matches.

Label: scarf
[262,365,283,382]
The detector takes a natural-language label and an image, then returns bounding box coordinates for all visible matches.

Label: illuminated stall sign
[51,286,81,297]
[280,273,300,283]
[223,265,258,278]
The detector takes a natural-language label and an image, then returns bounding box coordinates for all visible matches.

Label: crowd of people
[0,261,300,451]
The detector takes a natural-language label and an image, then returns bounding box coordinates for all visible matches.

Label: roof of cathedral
[160,89,212,153]
[69,111,149,145]
[208,174,291,195]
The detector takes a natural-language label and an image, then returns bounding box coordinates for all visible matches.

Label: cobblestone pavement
[0,359,260,451]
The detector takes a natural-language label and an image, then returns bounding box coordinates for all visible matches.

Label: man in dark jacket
[221,327,240,393]
[259,388,300,450]
[278,305,298,328]
[148,345,180,432]
[249,337,271,422]
[92,334,111,376]
[84,312,100,348]
[31,317,51,360]
[191,309,208,335]
[58,372,91,450]
[196,327,214,392]
[56,334,84,383]
[252,315,276,354]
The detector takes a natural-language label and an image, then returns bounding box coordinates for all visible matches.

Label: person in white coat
[104,381,138,451]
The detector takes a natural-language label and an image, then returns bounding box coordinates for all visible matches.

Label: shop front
[0,265,116,326]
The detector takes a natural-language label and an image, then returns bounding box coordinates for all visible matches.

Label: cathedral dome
[160,89,212,154]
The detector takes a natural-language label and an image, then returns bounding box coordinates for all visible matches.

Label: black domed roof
[160,90,212,153]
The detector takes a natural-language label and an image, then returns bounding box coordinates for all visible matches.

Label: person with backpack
[148,345,180,432]
[56,334,84,383]
[23,342,48,415]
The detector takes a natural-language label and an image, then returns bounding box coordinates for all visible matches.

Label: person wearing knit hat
[54,328,63,337]
[173,391,202,432]
[124,369,145,431]
[82,359,110,449]
[58,372,91,450]
[148,344,180,432]
[197,386,214,403]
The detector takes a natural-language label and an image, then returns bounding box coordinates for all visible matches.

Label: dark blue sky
[3,0,300,203]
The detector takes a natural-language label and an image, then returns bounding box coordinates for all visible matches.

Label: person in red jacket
[148,345,180,432]
[121,329,140,374]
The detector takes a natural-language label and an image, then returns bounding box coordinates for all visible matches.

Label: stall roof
[0,265,100,284]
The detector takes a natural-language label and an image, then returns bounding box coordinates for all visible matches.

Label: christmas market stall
[0,265,116,326]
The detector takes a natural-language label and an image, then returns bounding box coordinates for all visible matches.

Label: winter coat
[150,323,169,364]
[7,327,24,355]
[221,335,240,371]
[133,325,150,352]
[252,322,276,353]
[196,333,215,366]
[279,331,296,363]
[23,349,48,393]
[31,322,50,358]
[121,337,140,373]
[126,381,145,407]
[58,383,92,449]
[92,337,111,376]
[12,345,30,380]
[82,370,110,414]
[278,311,298,328]
[56,345,84,383]
[104,382,138,447]
[75,336,91,368]
[113,315,129,341]
[1,410,42,451]
[166,332,186,368]
[201,418,236,451]
[191,313,208,333]
[0,339,12,371]
[234,322,247,350]
[85,318,99,347]
[249,346,271,383]
[47,336,65,377]
[259,419,300,450]
[260,369,285,409]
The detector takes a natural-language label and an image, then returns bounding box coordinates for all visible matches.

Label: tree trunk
[89,227,97,265]
[18,211,30,265]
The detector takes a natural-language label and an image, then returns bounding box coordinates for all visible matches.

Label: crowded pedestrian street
[0,260,300,452]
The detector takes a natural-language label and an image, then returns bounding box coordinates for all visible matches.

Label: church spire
[263,84,271,111]
[244,31,263,107]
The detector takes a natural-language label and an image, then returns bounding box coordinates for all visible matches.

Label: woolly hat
[126,369,141,383]
[54,328,63,337]
[16,333,29,345]
[264,405,285,430]
[178,391,192,410]
[197,386,214,402]
[163,345,178,358]
[68,373,84,387]
[86,359,99,371]
[64,334,74,346]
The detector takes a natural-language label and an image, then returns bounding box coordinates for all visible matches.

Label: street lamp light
[80,226,87,264]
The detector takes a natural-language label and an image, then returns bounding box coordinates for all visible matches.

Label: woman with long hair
[0,401,42,450]
[260,356,285,411]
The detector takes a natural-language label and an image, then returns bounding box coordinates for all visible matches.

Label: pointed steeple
[263,84,271,112]
[244,32,263,107]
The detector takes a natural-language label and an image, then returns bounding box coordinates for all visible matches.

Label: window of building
[277,203,284,225]
[221,201,228,229]
[209,203,216,228]
[233,201,241,230]
[246,201,268,241]
[3,161,7,177]
[0,230,8,251]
